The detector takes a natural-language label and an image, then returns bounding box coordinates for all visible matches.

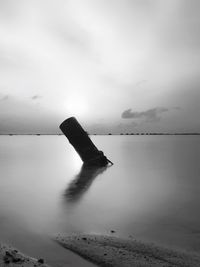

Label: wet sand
[55,234,200,267]
[0,238,96,267]
[0,243,50,267]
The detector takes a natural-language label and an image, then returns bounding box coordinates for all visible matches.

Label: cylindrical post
[60,117,112,166]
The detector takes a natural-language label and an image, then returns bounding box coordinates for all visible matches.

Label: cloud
[0,96,61,134]
[31,95,42,100]
[0,1,199,133]
[122,107,169,122]
[174,106,181,110]
[0,95,9,101]
[52,23,91,53]
[134,80,148,88]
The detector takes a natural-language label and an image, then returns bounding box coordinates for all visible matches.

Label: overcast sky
[0,0,200,134]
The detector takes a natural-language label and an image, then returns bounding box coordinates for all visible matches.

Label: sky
[0,0,200,134]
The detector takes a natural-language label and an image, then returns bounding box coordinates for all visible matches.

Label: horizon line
[1,133,200,136]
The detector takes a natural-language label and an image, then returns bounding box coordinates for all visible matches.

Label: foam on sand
[55,234,200,267]
[0,243,50,267]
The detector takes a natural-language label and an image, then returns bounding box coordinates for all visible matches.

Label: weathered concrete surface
[60,117,112,166]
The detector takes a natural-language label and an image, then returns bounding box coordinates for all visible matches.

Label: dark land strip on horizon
[1,133,200,136]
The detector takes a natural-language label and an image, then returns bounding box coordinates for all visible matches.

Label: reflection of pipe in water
[59,117,113,166]
[64,164,108,203]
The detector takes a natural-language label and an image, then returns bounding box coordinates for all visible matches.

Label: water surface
[0,135,200,265]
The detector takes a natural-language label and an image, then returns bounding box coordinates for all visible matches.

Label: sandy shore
[55,234,200,267]
[0,243,50,267]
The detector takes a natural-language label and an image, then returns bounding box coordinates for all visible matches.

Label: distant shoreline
[1,133,200,136]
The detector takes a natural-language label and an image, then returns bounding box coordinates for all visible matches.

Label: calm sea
[0,135,200,266]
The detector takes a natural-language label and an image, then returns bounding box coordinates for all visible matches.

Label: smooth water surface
[0,135,200,265]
